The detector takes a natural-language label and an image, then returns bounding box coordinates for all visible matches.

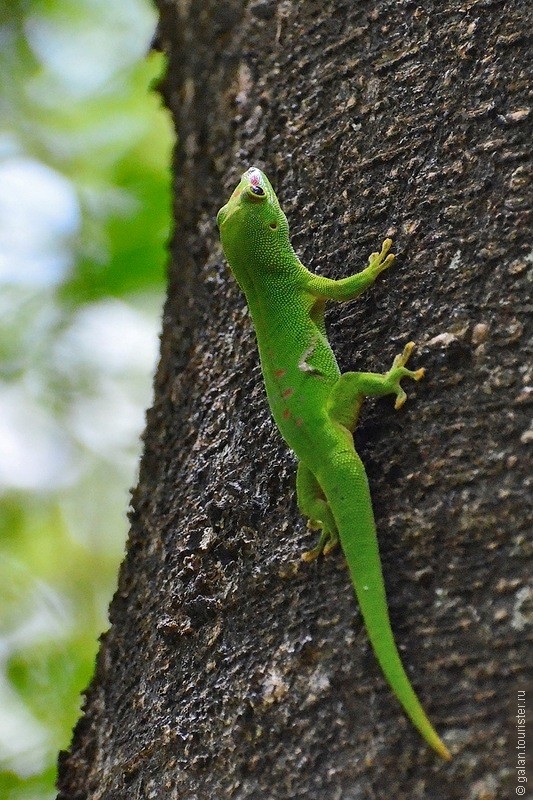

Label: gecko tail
[318,450,452,761]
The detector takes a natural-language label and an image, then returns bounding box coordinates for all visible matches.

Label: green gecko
[217,166,451,761]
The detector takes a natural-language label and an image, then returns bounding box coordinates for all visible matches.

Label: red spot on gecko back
[282,408,291,420]
[274,369,286,379]
[281,387,294,398]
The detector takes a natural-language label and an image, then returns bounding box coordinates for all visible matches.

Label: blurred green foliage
[0,1,172,797]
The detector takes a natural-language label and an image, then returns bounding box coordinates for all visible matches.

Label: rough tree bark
[58,1,531,798]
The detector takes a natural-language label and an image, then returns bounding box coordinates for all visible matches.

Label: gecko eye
[269,222,277,230]
[249,184,265,197]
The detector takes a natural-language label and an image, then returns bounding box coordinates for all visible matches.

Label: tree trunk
[57,1,531,798]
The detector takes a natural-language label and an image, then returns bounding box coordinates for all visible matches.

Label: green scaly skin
[217,166,451,761]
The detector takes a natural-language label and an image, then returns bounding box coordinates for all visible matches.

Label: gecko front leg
[327,342,425,431]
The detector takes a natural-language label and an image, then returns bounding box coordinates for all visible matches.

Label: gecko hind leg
[296,462,339,561]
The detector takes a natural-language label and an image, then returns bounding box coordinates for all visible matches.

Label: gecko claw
[302,547,321,562]
[322,533,339,556]
[301,527,339,561]
[394,390,407,410]
[392,341,415,368]
[387,342,424,410]
[368,238,395,275]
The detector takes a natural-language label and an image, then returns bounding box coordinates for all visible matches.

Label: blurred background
[0,1,172,797]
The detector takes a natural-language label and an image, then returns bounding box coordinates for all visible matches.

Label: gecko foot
[368,238,395,276]
[386,342,425,410]
[301,524,339,562]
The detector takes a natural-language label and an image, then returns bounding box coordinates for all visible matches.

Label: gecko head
[217,167,290,268]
